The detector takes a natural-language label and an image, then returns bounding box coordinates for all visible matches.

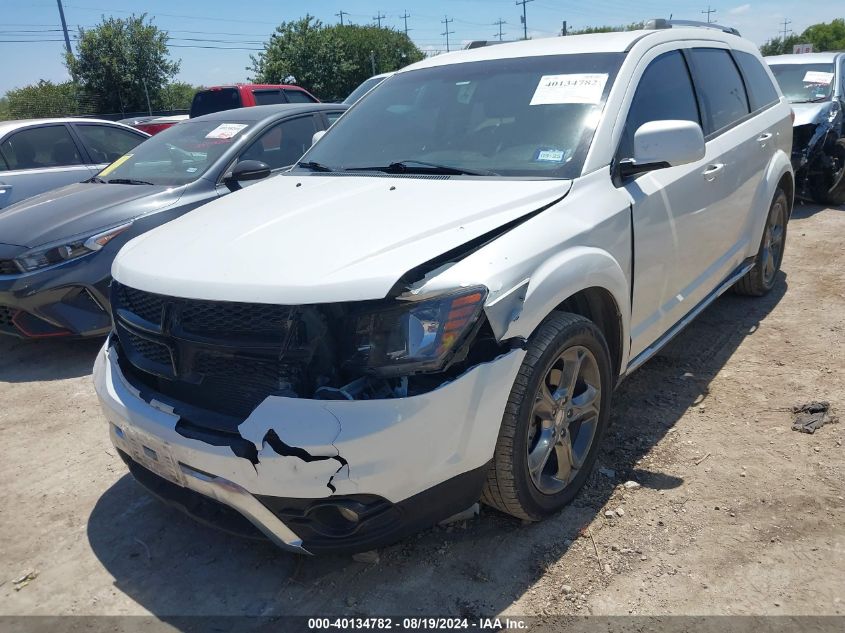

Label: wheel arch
[498,246,630,380]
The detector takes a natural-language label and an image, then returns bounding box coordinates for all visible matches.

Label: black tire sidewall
[760,189,789,292]
[510,318,613,517]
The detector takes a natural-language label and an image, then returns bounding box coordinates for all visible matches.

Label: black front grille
[111,282,323,420]
[0,260,19,275]
[0,305,14,328]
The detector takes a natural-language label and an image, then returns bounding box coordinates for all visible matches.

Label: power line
[373,11,386,28]
[441,15,454,52]
[515,0,535,40]
[493,18,506,42]
[701,5,716,24]
[400,11,411,35]
[335,10,349,26]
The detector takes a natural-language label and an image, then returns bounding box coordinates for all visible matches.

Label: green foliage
[250,15,424,101]
[65,13,180,114]
[760,19,845,56]
[159,82,201,110]
[3,80,86,120]
[569,22,644,35]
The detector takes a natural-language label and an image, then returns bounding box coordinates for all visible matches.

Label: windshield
[343,76,388,104]
[303,53,624,179]
[769,63,835,103]
[190,88,243,117]
[97,120,254,186]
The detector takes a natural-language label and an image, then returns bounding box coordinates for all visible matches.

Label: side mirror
[311,130,326,146]
[224,160,271,192]
[619,120,705,178]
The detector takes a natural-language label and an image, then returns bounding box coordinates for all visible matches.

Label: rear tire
[481,312,613,521]
[809,138,845,206]
[734,188,788,297]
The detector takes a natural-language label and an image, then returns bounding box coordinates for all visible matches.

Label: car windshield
[97,120,254,187]
[769,63,836,103]
[343,76,388,104]
[303,53,624,179]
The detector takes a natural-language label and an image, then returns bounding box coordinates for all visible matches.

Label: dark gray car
[0,103,347,338]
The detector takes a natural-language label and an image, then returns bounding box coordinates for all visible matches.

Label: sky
[0,0,840,94]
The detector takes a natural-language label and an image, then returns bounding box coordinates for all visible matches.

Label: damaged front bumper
[93,339,525,553]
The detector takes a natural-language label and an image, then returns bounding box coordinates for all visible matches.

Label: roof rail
[645,18,741,37]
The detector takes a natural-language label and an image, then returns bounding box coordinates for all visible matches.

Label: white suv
[94,22,793,554]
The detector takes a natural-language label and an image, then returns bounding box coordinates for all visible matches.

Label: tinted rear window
[734,51,780,111]
[190,88,243,118]
[284,89,316,103]
[253,89,286,105]
[687,48,750,135]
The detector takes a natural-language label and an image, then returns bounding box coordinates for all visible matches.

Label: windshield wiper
[344,160,499,176]
[297,161,334,172]
[87,176,107,183]
[107,178,155,185]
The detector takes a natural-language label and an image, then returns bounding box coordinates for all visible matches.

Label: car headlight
[348,286,488,375]
[15,222,133,272]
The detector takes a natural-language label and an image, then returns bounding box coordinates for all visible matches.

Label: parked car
[95,22,793,554]
[0,118,148,210]
[0,103,346,338]
[342,72,393,105]
[766,52,845,204]
[133,114,189,136]
[190,84,319,118]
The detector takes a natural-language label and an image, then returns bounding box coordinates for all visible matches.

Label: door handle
[756,132,773,146]
[702,163,725,181]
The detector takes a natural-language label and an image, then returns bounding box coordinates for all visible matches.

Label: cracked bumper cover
[93,341,526,552]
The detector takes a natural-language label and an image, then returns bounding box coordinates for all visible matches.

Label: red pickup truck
[189,84,319,118]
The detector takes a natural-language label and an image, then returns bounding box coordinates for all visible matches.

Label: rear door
[283,88,318,103]
[252,89,287,105]
[0,124,90,210]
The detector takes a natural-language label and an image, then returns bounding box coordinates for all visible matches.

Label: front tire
[482,312,613,521]
[734,187,788,297]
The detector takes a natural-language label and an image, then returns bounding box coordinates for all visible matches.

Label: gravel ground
[1,202,843,620]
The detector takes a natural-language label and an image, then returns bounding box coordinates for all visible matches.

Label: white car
[94,20,793,554]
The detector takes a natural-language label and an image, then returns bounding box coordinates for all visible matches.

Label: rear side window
[688,48,750,135]
[284,89,316,103]
[253,89,286,105]
[0,125,82,170]
[238,115,318,170]
[733,51,779,111]
[190,88,243,118]
[73,124,145,164]
[618,50,701,159]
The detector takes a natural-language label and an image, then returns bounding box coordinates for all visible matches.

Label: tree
[760,19,845,55]
[4,80,87,119]
[65,14,180,114]
[159,82,201,111]
[250,16,424,101]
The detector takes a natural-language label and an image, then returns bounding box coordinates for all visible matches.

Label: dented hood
[791,101,837,127]
[113,174,571,303]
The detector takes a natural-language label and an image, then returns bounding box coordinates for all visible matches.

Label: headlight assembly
[348,286,488,375]
[15,222,133,273]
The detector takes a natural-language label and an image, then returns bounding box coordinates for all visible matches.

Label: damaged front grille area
[0,260,20,275]
[0,305,15,328]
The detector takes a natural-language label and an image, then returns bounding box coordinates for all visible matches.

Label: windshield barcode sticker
[803,71,833,85]
[530,73,608,105]
[205,123,248,139]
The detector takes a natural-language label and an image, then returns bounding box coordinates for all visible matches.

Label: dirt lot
[1,203,843,621]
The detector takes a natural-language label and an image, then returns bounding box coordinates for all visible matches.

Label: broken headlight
[348,286,488,375]
[15,222,133,273]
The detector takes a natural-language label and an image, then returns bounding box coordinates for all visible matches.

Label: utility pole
[441,15,454,52]
[493,18,506,42]
[56,0,72,56]
[373,11,386,28]
[400,11,411,36]
[335,10,349,26]
[370,51,376,75]
[515,0,534,40]
[780,18,792,41]
[561,20,568,36]
[701,5,716,23]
